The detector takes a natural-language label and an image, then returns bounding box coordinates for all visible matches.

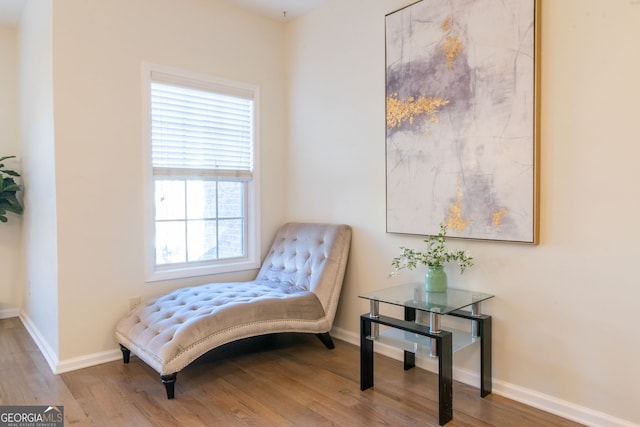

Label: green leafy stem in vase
[390,224,474,276]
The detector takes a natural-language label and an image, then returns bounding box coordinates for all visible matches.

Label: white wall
[6,0,639,424]
[286,0,640,425]
[0,24,21,315]
[49,0,288,361]
[18,0,59,359]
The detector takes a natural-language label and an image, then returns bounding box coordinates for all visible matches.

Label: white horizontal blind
[151,79,254,180]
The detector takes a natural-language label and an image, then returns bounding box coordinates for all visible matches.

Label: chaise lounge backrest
[255,222,352,325]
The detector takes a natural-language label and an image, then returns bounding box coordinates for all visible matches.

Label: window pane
[155,180,185,220]
[187,220,218,261]
[186,180,217,219]
[218,181,243,218]
[218,219,244,258]
[147,68,258,280]
[156,221,186,264]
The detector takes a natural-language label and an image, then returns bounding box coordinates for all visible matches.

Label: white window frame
[142,63,261,282]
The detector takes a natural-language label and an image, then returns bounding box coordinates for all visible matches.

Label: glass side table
[359,283,494,426]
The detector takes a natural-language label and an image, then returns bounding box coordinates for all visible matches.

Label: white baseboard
[19,311,59,373]
[330,326,638,427]
[0,307,20,319]
[491,378,639,427]
[55,349,122,374]
[18,312,122,375]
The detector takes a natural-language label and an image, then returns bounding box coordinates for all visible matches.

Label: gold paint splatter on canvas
[441,17,451,32]
[493,208,508,227]
[386,94,450,129]
[441,35,462,69]
[447,185,472,232]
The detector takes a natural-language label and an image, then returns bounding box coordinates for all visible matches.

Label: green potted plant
[391,224,473,292]
[0,155,24,223]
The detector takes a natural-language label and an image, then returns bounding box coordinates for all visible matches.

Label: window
[144,65,260,281]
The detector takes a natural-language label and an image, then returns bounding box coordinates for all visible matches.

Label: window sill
[145,258,260,282]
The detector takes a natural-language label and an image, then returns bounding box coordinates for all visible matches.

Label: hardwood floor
[0,317,582,426]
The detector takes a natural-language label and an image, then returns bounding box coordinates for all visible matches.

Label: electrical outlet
[128,297,142,310]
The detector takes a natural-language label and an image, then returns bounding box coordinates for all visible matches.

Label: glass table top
[359,282,494,314]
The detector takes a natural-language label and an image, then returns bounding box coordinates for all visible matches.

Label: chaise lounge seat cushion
[115,222,352,388]
[116,280,326,375]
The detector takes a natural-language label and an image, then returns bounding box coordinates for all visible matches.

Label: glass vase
[425,265,447,293]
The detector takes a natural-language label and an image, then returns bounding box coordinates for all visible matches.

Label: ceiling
[223,0,327,21]
[0,0,327,26]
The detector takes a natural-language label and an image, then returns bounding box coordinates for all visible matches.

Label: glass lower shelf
[368,327,480,358]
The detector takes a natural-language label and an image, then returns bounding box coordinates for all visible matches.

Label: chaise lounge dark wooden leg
[161,373,177,399]
[121,344,177,399]
[120,345,130,363]
[315,332,335,349]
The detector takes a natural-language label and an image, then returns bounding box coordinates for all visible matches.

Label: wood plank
[0,319,583,426]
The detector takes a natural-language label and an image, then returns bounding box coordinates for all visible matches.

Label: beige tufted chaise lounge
[115,222,352,399]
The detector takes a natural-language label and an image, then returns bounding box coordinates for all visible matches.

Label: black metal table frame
[360,304,492,426]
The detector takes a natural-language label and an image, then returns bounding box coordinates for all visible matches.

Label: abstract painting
[386,0,539,243]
